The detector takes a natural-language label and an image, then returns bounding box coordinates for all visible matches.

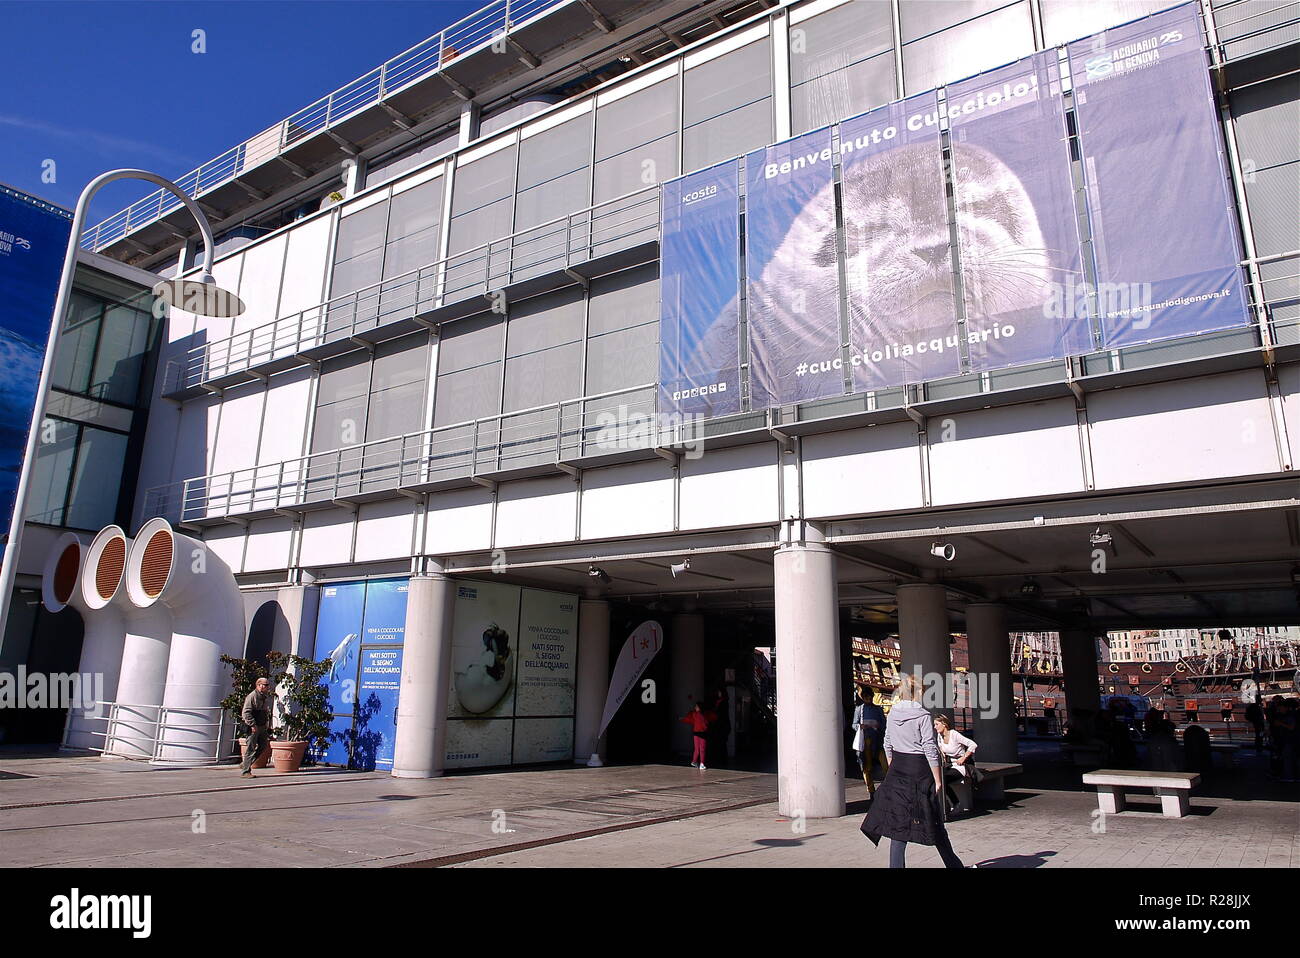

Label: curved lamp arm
[0,169,224,638]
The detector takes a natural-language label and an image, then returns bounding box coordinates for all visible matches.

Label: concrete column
[391,569,455,778]
[1061,627,1101,721]
[964,603,1018,763]
[896,582,953,719]
[773,521,844,819]
[669,610,704,755]
[573,596,610,764]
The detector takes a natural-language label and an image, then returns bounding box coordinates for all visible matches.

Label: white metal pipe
[126,517,245,766]
[83,526,175,760]
[42,534,92,748]
[62,527,131,750]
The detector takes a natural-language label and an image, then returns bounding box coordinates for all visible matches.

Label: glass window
[584,265,659,395]
[25,418,78,526]
[503,288,585,412]
[65,426,129,530]
[1040,0,1179,47]
[89,305,152,405]
[595,77,679,163]
[682,38,774,172]
[433,313,504,426]
[792,50,896,134]
[790,0,893,85]
[899,0,1010,42]
[330,202,390,301]
[902,2,1035,93]
[517,113,593,191]
[383,178,444,282]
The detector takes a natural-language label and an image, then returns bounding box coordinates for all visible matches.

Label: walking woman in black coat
[860,673,965,868]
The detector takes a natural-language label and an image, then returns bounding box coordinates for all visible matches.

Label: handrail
[80,0,569,253]
[143,381,662,523]
[162,184,661,394]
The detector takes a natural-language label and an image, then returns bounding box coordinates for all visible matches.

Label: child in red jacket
[680,703,715,769]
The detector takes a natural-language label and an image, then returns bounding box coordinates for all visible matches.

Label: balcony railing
[161,184,661,396]
[142,382,665,524]
[80,0,569,254]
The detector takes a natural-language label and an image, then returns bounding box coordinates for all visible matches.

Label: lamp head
[153,273,244,318]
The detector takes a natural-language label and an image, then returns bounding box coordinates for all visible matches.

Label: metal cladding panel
[1088,370,1281,489]
[211,381,267,475]
[257,367,313,466]
[928,399,1086,505]
[202,524,247,574]
[494,475,578,548]
[278,215,334,318]
[801,421,924,518]
[424,486,494,555]
[242,517,294,573]
[353,499,417,562]
[233,233,286,335]
[678,442,780,531]
[299,510,356,566]
[580,459,675,540]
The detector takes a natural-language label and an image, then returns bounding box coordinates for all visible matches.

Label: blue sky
[0,1,484,221]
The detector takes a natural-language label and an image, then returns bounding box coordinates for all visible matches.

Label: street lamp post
[0,169,243,641]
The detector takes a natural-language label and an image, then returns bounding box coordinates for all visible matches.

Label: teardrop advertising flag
[597,620,664,741]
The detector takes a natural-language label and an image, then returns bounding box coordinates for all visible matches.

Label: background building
[4,0,1298,808]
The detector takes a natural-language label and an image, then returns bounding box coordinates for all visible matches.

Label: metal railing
[80,0,569,253]
[143,382,660,523]
[62,701,228,766]
[1211,0,1300,60]
[161,184,661,394]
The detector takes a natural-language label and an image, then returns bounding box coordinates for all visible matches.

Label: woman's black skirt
[860,751,945,847]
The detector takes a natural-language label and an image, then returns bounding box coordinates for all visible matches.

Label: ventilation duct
[84,526,174,760]
[46,528,125,751]
[126,518,244,766]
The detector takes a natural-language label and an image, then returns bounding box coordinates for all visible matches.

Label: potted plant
[220,654,271,769]
[265,651,333,772]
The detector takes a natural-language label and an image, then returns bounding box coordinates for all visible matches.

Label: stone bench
[1082,769,1200,818]
[949,762,1023,814]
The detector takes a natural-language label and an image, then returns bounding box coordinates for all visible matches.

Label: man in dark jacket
[240,677,273,777]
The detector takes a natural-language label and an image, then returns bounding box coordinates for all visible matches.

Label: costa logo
[681,184,718,205]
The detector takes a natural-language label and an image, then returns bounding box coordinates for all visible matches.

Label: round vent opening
[96,537,126,600]
[53,544,80,605]
[140,530,174,598]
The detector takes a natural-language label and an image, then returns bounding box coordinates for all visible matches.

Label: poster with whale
[1068,2,1249,348]
[745,125,845,408]
[840,92,964,392]
[949,49,1095,371]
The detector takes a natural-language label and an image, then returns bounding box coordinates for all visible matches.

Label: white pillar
[670,610,704,755]
[965,603,1018,763]
[896,582,953,719]
[1061,627,1101,722]
[573,596,610,764]
[391,569,455,778]
[773,521,844,819]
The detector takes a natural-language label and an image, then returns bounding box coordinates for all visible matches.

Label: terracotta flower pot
[239,737,271,769]
[270,740,308,772]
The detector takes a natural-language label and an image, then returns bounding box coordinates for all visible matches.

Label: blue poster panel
[949,51,1095,370]
[312,581,365,765]
[658,159,742,419]
[354,647,403,771]
[745,126,844,409]
[0,187,70,558]
[361,578,408,644]
[1069,3,1250,348]
[840,93,963,390]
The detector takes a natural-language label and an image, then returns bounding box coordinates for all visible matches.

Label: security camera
[587,566,610,584]
[929,542,955,562]
[670,558,691,578]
